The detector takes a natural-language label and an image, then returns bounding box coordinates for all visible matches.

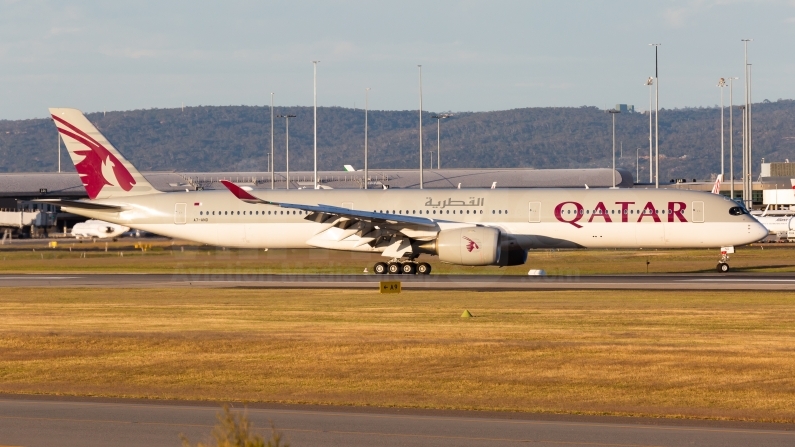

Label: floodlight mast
[741,39,752,209]
[718,78,727,182]
[608,109,620,189]
[364,87,370,190]
[277,114,296,190]
[645,77,654,183]
[270,93,274,190]
[649,43,661,188]
[418,65,423,189]
[728,77,738,201]
[431,114,452,169]
[313,61,319,190]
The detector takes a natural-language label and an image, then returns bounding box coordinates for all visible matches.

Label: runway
[0,397,793,447]
[1,272,795,290]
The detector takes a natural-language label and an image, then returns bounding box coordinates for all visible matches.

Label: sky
[1,0,794,120]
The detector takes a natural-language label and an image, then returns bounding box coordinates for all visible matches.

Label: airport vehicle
[71,219,129,239]
[41,108,767,273]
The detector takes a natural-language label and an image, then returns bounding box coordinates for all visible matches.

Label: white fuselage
[755,215,795,235]
[62,188,767,255]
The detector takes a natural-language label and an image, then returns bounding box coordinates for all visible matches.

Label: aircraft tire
[417,263,432,275]
[388,263,402,274]
[717,262,730,273]
[374,262,388,275]
[401,262,417,275]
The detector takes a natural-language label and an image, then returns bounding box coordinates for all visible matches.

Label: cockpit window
[729,206,746,216]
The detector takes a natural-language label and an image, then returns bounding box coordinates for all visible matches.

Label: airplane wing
[220,180,437,227]
[220,180,440,257]
[32,199,127,211]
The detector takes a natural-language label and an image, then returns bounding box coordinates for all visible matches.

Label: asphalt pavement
[0,397,793,447]
[1,272,795,290]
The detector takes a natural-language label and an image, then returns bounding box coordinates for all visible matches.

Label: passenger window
[506,210,509,214]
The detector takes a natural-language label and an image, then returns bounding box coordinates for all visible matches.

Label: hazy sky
[1,0,794,119]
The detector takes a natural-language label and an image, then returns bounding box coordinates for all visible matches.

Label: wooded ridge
[1,100,793,181]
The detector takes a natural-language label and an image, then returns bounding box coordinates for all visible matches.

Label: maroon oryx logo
[51,114,136,199]
[463,236,479,252]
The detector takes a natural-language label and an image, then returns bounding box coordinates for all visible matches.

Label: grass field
[1,288,795,422]
[1,238,795,274]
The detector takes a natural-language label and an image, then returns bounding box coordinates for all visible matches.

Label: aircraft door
[175,203,187,225]
[528,202,541,223]
[692,201,704,223]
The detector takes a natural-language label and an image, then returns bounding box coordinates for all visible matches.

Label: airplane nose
[751,220,768,242]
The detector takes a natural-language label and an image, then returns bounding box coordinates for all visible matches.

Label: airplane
[71,219,129,240]
[39,108,768,274]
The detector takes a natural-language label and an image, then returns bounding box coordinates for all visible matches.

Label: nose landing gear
[373,259,432,275]
[717,246,733,273]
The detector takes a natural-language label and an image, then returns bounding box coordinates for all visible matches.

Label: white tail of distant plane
[711,174,722,195]
[49,108,159,200]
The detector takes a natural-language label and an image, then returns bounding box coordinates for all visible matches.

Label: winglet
[220,180,267,204]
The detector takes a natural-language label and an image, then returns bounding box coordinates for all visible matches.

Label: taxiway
[1,273,795,290]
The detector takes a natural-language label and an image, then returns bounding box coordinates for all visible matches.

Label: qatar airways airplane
[41,108,767,274]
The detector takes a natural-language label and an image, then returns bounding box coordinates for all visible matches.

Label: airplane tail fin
[50,108,159,200]
[711,174,722,195]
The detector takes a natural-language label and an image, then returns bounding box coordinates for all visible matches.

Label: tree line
[1,99,793,181]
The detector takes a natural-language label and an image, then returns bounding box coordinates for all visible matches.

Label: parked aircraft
[71,219,129,239]
[40,108,767,273]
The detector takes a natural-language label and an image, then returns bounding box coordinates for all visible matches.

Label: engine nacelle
[435,227,501,266]
[498,237,527,266]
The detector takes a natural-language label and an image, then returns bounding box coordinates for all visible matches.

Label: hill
[1,100,794,181]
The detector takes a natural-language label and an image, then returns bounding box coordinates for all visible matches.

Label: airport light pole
[728,77,738,201]
[277,114,296,189]
[270,93,274,190]
[431,113,451,169]
[645,77,654,183]
[608,109,620,188]
[636,147,640,181]
[748,63,754,209]
[364,87,370,190]
[739,104,746,205]
[741,39,752,209]
[313,61,319,190]
[649,43,661,188]
[418,65,424,189]
[718,78,727,182]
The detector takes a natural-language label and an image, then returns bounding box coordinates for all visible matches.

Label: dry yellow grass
[1,288,794,422]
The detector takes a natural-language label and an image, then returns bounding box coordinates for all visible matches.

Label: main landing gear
[373,259,432,275]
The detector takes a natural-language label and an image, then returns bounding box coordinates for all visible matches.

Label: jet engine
[498,237,527,266]
[434,227,501,266]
